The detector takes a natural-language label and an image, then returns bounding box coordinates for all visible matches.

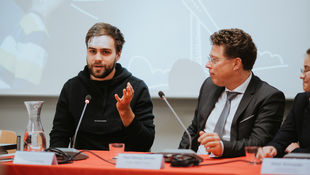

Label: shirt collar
[225,72,252,94]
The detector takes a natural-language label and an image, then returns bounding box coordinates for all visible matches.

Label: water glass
[245,146,262,165]
[109,143,125,160]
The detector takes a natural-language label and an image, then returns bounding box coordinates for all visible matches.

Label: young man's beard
[89,61,117,79]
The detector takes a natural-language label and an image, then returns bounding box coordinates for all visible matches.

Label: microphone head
[158,91,165,99]
[85,95,92,104]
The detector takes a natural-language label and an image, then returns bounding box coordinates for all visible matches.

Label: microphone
[54,95,91,161]
[157,91,203,167]
[158,91,192,150]
[72,95,92,148]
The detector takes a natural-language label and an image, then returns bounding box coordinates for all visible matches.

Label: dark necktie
[213,91,240,138]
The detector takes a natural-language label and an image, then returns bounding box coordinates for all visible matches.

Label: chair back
[0,130,17,153]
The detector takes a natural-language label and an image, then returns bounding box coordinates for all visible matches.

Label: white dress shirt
[197,73,252,155]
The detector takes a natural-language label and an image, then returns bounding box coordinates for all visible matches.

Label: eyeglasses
[301,68,310,75]
[208,56,227,65]
[208,56,234,65]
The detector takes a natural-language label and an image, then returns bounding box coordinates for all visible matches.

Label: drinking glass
[109,143,125,160]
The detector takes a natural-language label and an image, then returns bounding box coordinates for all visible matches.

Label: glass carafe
[23,101,46,151]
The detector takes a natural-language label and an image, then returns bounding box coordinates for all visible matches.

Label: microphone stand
[157,91,203,167]
[72,100,89,148]
[159,91,192,150]
[54,95,91,161]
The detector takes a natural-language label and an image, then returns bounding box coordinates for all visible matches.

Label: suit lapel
[199,86,224,130]
[232,75,258,126]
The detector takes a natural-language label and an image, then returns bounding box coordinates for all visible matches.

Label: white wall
[0,96,292,152]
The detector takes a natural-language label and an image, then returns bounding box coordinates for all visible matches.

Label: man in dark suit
[260,48,310,158]
[179,28,285,157]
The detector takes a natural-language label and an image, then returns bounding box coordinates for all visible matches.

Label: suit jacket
[179,75,285,157]
[269,92,310,157]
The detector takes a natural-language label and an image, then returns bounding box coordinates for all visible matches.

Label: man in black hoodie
[49,22,155,152]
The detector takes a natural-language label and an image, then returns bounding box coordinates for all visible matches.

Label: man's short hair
[210,28,257,70]
[307,48,310,55]
[85,22,125,54]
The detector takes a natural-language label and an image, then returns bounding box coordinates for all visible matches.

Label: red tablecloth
[1,151,261,175]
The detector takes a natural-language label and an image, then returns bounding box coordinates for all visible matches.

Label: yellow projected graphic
[0,36,47,85]
[20,13,48,35]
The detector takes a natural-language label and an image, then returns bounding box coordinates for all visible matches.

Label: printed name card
[261,158,310,175]
[116,153,164,169]
[13,151,57,165]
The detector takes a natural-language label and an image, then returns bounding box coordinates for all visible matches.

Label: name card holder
[13,151,57,165]
[116,153,164,169]
[261,158,310,175]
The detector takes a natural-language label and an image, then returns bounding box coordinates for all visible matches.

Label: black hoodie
[50,63,155,151]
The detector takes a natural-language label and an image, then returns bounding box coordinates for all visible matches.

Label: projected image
[124,0,290,97]
[0,0,63,90]
[0,0,309,98]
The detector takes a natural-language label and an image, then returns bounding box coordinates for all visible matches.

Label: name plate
[261,158,310,175]
[116,153,164,169]
[13,151,57,165]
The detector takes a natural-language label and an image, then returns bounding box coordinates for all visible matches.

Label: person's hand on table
[285,142,299,153]
[257,146,277,159]
[198,131,223,157]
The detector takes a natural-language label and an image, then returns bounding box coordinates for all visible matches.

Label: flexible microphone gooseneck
[52,95,91,161]
[158,91,192,150]
[72,95,92,148]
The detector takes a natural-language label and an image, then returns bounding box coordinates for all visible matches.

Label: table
[2,151,261,175]
[0,144,16,154]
